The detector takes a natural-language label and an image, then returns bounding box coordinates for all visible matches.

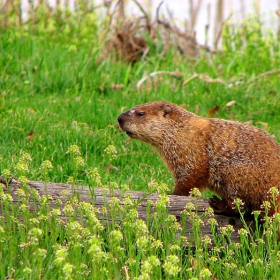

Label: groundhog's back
[206,118,280,210]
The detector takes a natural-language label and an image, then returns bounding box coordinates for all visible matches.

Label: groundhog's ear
[163,104,173,117]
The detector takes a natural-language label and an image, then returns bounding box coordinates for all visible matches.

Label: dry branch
[182,73,199,86]
[132,0,152,36]
[136,71,184,90]
[182,73,225,87]
[101,0,200,63]
[247,69,280,84]
[156,1,198,57]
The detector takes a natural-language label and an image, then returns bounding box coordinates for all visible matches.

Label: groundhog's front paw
[209,196,223,213]
[209,196,236,214]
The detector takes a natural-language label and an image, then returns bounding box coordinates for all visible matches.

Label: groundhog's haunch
[117,101,280,216]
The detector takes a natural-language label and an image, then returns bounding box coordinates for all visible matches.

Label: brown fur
[117,101,280,217]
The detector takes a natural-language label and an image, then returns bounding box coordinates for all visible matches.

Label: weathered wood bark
[0,177,255,243]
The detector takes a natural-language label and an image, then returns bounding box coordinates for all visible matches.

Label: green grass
[1,26,280,189]
[1,7,280,279]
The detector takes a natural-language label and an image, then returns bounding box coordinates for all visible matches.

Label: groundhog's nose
[117,115,123,125]
[118,110,132,126]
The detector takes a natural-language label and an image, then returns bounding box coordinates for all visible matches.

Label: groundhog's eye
[137,112,145,116]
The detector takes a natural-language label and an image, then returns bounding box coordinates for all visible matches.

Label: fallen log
[0,177,255,243]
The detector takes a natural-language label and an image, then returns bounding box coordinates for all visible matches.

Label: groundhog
[117,101,280,217]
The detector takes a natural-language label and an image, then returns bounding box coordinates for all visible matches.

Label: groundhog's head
[117,101,179,144]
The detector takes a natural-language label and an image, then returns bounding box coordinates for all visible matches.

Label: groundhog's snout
[117,114,124,126]
[117,115,126,129]
[117,110,133,127]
